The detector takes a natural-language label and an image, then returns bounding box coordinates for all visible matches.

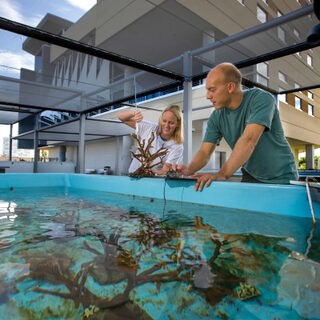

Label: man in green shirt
[176,62,298,191]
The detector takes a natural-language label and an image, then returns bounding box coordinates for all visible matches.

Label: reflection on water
[0,187,319,320]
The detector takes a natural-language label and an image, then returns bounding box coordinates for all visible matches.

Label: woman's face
[160,111,178,140]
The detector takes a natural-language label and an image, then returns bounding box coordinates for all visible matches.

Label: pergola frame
[0,4,319,172]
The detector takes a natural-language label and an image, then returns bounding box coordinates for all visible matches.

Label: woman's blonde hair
[156,105,184,144]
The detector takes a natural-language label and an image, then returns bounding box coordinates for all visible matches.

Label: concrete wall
[0,161,75,173]
[279,101,320,146]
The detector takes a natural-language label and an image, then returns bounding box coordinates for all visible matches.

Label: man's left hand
[190,172,227,191]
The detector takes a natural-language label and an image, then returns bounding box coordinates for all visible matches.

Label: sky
[0,0,95,79]
[0,0,96,137]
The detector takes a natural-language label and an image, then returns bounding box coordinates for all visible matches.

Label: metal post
[33,114,39,173]
[115,136,120,175]
[305,177,316,224]
[183,51,192,165]
[78,113,86,174]
[9,124,12,161]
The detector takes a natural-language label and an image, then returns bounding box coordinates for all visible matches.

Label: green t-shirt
[203,88,298,184]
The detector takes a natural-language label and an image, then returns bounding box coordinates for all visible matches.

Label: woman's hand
[154,163,171,176]
[132,110,143,123]
[117,109,143,129]
[172,164,189,176]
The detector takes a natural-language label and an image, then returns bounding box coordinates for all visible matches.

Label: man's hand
[190,172,227,191]
[172,164,189,176]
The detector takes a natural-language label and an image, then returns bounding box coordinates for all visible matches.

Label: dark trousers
[241,168,263,183]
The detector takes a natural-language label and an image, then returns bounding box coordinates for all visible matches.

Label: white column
[202,120,217,170]
[120,135,133,175]
[306,144,314,170]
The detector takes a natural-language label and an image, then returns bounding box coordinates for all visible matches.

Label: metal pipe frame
[0,17,184,82]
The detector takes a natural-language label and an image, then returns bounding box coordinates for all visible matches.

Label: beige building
[21,0,320,173]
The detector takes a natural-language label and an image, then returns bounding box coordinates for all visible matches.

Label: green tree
[298,156,319,170]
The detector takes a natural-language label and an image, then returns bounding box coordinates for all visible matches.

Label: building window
[278,71,287,83]
[295,96,302,110]
[308,91,314,99]
[278,27,286,42]
[257,5,267,23]
[308,104,314,116]
[257,62,268,76]
[256,62,269,86]
[256,74,268,86]
[293,28,300,39]
[307,54,313,67]
[278,88,287,103]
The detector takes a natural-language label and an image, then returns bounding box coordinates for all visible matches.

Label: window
[278,27,286,42]
[256,62,269,86]
[256,74,268,86]
[295,96,302,110]
[293,28,300,39]
[307,54,313,67]
[308,104,314,116]
[257,5,267,23]
[257,62,268,76]
[278,71,287,83]
[278,88,287,103]
[308,91,314,99]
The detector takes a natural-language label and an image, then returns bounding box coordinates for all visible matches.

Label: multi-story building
[0,137,33,160]
[20,0,320,173]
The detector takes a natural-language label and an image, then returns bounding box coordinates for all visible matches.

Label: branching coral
[129,132,168,177]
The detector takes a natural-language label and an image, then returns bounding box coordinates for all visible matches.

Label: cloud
[66,0,96,11]
[0,0,44,26]
[0,0,23,22]
[0,50,34,77]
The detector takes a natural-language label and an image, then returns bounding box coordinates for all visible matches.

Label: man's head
[206,63,242,110]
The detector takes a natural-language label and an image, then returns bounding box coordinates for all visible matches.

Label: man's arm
[188,142,216,175]
[192,123,265,191]
[175,142,216,175]
[218,123,265,179]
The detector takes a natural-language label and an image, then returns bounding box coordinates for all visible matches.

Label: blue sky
[0,0,96,78]
[0,0,95,136]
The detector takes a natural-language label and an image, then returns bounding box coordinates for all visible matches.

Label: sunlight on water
[0,187,319,320]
